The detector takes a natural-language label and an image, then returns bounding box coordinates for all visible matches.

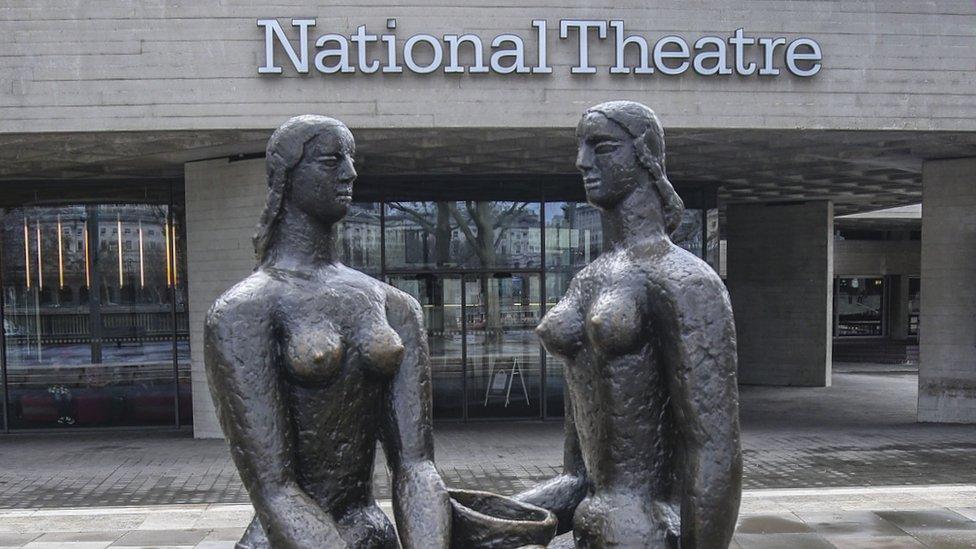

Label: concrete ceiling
[1,128,974,216]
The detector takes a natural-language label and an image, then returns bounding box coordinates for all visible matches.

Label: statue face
[576,112,645,209]
[288,125,357,224]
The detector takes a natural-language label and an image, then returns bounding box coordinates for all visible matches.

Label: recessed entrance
[333,180,718,421]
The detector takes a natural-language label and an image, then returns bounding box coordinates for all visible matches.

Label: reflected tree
[387,200,531,346]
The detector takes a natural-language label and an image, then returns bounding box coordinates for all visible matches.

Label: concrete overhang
[0,128,974,215]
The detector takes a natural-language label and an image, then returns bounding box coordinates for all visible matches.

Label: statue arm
[656,275,742,548]
[204,291,348,549]
[512,392,588,534]
[381,290,452,549]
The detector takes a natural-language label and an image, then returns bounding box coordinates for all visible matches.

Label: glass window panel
[546,203,707,267]
[1,184,188,429]
[172,202,192,425]
[705,208,720,272]
[2,207,94,428]
[836,277,886,337]
[465,274,541,419]
[908,277,920,337]
[385,201,542,270]
[384,202,455,270]
[672,208,703,258]
[388,275,463,419]
[336,203,382,275]
[545,202,602,270]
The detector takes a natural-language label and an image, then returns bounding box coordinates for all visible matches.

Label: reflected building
[0,193,190,429]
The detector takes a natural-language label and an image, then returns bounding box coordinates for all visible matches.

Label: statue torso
[537,245,681,546]
[271,265,403,519]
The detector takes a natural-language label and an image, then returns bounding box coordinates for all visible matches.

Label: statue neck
[601,183,668,250]
[267,203,338,270]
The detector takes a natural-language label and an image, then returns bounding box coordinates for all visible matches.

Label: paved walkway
[3,371,975,508]
[3,485,976,548]
[2,371,976,547]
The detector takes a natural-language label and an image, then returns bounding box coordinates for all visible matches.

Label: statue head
[253,115,357,264]
[576,101,684,235]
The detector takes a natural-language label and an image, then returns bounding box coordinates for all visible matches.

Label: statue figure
[204,115,451,548]
[515,101,742,548]
[204,114,558,549]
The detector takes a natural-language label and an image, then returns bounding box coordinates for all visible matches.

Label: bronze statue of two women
[205,102,741,548]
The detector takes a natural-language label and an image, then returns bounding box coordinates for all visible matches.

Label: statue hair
[583,101,685,235]
[253,114,346,266]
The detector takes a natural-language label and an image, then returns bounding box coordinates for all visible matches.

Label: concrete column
[185,158,266,438]
[918,158,976,424]
[726,200,834,386]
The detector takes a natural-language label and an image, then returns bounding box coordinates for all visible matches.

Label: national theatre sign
[257,18,823,78]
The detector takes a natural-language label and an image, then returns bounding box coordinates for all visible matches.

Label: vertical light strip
[171,219,178,287]
[57,214,64,288]
[83,226,90,287]
[36,221,43,290]
[138,220,145,288]
[117,215,123,288]
[164,221,172,287]
[23,218,31,289]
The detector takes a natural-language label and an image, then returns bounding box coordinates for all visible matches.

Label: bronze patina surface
[204,115,452,548]
[204,115,559,549]
[515,101,743,548]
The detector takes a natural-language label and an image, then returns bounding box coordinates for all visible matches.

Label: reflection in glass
[336,203,382,274]
[706,208,720,271]
[836,277,886,337]
[385,201,542,270]
[545,202,602,271]
[389,275,464,419]
[0,184,715,426]
[672,209,703,258]
[908,277,920,336]
[542,272,573,419]
[545,202,711,268]
[1,193,189,429]
[465,274,541,419]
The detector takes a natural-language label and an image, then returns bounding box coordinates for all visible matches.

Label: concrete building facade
[0,1,974,436]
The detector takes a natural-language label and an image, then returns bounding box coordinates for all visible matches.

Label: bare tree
[389,200,532,347]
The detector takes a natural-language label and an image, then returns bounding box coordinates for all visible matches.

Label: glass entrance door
[388,274,464,419]
[464,273,542,419]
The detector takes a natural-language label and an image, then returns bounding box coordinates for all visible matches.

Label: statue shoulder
[642,245,730,321]
[206,270,279,334]
[384,284,424,319]
[657,245,726,295]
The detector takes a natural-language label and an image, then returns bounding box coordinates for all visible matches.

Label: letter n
[258,18,315,74]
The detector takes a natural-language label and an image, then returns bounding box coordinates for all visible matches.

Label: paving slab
[0,486,974,548]
[0,371,975,547]
[2,372,976,511]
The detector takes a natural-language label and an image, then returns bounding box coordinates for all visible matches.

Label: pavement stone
[3,372,975,509]
[1,486,976,547]
[1,371,976,547]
